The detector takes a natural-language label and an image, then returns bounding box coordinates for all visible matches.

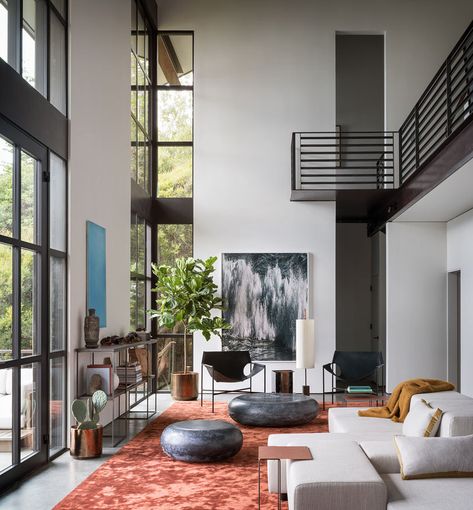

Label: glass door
[0,116,66,490]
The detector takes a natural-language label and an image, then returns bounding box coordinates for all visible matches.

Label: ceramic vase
[84,308,100,348]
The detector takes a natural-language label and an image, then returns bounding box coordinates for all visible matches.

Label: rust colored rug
[55,400,334,510]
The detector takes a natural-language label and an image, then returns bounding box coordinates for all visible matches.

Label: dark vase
[84,308,100,348]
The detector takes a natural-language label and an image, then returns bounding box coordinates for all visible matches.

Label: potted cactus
[70,390,107,459]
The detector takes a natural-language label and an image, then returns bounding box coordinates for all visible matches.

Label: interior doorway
[447,271,461,391]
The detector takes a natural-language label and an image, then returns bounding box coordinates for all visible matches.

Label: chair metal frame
[200,351,267,412]
[322,351,385,410]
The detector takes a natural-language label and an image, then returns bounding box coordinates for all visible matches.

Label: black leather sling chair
[201,351,266,412]
[322,350,384,410]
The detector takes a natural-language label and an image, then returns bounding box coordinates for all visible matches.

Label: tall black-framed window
[154,32,194,384]
[157,32,193,198]
[130,0,153,194]
[0,116,67,489]
[0,0,67,492]
[0,0,67,115]
[130,213,151,331]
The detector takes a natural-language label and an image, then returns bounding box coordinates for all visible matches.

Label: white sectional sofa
[267,391,473,509]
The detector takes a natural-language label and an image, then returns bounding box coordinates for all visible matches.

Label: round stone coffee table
[228,393,319,427]
[161,419,243,463]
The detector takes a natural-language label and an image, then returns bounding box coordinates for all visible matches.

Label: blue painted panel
[86,221,107,327]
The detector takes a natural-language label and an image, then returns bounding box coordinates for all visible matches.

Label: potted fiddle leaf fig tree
[151,256,230,401]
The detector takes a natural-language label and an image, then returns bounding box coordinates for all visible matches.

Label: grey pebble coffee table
[228,393,319,427]
[161,419,243,463]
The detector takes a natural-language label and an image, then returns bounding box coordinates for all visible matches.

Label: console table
[75,338,158,446]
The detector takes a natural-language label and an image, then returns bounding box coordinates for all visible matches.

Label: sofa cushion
[360,440,400,473]
[410,391,471,409]
[0,370,6,395]
[383,473,473,510]
[394,435,473,480]
[402,400,443,437]
[267,432,363,493]
[329,407,403,436]
[5,369,12,395]
[287,441,386,510]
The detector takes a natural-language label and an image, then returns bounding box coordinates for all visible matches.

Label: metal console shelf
[75,338,158,447]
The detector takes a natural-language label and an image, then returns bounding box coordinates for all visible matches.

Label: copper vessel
[171,371,199,401]
[70,425,103,459]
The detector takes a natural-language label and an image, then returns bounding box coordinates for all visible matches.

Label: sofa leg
[280,493,288,502]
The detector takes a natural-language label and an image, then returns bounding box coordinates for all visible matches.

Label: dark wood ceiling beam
[158,36,180,86]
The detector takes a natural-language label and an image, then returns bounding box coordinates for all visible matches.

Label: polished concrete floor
[0,392,329,509]
[0,393,174,510]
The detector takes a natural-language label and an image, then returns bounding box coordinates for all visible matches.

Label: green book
[347,386,373,393]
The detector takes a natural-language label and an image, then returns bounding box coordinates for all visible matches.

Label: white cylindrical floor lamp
[296,318,315,396]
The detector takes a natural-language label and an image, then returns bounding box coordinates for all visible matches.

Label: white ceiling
[395,157,473,222]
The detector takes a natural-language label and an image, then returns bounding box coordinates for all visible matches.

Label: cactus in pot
[72,390,107,429]
[70,390,107,459]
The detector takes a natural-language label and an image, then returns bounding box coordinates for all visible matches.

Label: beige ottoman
[287,440,387,510]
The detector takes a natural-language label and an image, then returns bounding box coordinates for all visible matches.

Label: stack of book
[347,385,374,394]
[116,362,142,385]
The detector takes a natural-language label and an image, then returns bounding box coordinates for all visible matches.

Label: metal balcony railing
[292,21,473,193]
[292,131,398,190]
[399,21,473,184]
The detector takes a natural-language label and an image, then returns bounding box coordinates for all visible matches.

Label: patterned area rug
[55,400,334,510]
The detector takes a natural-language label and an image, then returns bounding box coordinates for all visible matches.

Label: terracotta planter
[70,425,103,459]
[171,371,199,401]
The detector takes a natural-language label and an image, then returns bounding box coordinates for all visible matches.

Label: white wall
[386,222,447,391]
[157,0,472,392]
[69,0,131,423]
[447,209,473,397]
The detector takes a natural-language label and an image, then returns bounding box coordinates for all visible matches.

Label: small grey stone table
[161,419,243,463]
[229,393,319,427]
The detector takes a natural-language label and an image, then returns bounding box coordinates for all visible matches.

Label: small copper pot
[171,371,199,401]
[70,425,103,459]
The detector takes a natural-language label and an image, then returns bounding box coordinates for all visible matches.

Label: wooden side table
[258,445,313,509]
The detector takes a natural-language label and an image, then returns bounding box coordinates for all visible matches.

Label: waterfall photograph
[221,253,309,361]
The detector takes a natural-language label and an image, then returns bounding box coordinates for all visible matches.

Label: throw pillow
[394,435,473,479]
[402,399,443,437]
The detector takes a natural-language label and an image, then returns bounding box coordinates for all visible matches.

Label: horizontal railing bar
[301,166,391,170]
[300,136,394,141]
[418,107,447,143]
[417,119,447,156]
[450,88,473,117]
[401,142,416,163]
[451,104,473,129]
[399,110,416,134]
[418,89,447,126]
[450,79,473,111]
[301,174,394,178]
[449,40,473,81]
[302,143,391,147]
[296,130,398,134]
[417,75,447,113]
[416,67,447,111]
[401,150,416,173]
[400,117,416,137]
[301,158,392,163]
[450,69,473,103]
[301,150,393,155]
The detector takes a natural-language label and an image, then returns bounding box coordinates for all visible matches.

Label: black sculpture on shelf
[322,351,384,409]
[200,350,266,412]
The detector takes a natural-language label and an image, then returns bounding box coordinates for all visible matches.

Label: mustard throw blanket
[358,378,455,422]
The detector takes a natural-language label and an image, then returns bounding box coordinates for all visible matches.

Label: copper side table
[258,445,313,509]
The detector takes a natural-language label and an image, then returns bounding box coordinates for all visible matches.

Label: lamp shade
[296,319,315,369]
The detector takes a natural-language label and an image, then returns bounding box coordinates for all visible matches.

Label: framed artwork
[221,253,309,361]
[86,221,107,327]
[86,365,113,395]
